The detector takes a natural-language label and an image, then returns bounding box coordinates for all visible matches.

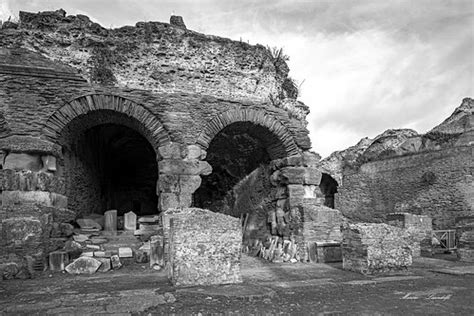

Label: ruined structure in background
[0,9,325,281]
[319,98,474,230]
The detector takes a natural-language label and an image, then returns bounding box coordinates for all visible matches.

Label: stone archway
[43,94,170,152]
[196,108,300,158]
[194,109,300,214]
[42,94,171,216]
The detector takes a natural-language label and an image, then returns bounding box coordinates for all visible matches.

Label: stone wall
[387,213,432,257]
[0,10,311,150]
[337,146,474,229]
[342,223,413,275]
[168,208,242,286]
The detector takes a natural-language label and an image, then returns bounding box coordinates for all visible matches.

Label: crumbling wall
[337,146,474,229]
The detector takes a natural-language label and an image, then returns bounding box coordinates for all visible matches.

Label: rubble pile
[49,210,164,275]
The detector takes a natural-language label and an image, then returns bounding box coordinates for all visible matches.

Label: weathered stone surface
[124,211,137,231]
[3,153,42,171]
[168,208,242,286]
[65,257,101,274]
[457,230,474,262]
[342,223,413,275]
[158,160,212,176]
[111,255,122,269]
[0,169,65,194]
[104,210,117,232]
[96,257,111,272]
[2,190,67,208]
[77,218,102,230]
[322,99,473,229]
[41,155,57,172]
[149,235,164,268]
[118,247,133,258]
[387,213,432,257]
[49,251,68,271]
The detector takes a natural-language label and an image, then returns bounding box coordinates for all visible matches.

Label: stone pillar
[157,143,210,212]
[0,136,72,279]
[268,151,325,261]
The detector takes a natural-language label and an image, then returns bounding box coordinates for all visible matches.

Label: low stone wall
[387,213,432,257]
[167,208,242,286]
[342,223,413,275]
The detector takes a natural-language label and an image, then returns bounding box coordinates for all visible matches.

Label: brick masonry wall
[337,146,474,229]
[168,208,242,286]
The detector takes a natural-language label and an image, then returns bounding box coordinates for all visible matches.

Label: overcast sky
[1,0,473,157]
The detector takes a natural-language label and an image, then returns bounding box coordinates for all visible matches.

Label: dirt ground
[1,254,473,315]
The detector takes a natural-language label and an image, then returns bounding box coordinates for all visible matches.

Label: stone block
[96,257,111,272]
[4,153,42,171]
[342,223,413,275]
[111,255,122,269]
[118,247,133,258]
[150,235,164,268]
[2,190,67,208]
[158,143,186,159]
[168,208,242,286]
[77,218,102,230]
[315,242,342,263]
[65,257,101,274]
[279,167,305,184]
[158,174,180,193]
[41,155,57,172]
[186,145,201,160]
[49,251,68,271]
[303,168,322,185]
[104,210,117,232]
[124,211,137,231]
[158,160,211,176]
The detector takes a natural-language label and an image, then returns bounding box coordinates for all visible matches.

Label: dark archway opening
[194,121,287,214]
[319,173,338,209]
[63,123,158,217]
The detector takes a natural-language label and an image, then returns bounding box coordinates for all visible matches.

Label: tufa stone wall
[336,146,473,229]
[342,223,413,275]
[168,208,242,286]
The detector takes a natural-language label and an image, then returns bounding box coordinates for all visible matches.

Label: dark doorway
[63,123,158,217]
[319,173,338,209]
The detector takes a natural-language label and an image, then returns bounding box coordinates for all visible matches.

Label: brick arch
[197,108,300,158]
[42,94,170,153]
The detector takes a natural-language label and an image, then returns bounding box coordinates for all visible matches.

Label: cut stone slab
[76,218,102,230]
[119,247,133,258]
[124,211,137,231]
[65,257,101,274]
[104,210,117,232]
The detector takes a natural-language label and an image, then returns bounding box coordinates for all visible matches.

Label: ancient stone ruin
[0,9,473,284]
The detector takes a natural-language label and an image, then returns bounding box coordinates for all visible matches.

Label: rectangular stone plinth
[342,223,413,275]
[168,208,242,286]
